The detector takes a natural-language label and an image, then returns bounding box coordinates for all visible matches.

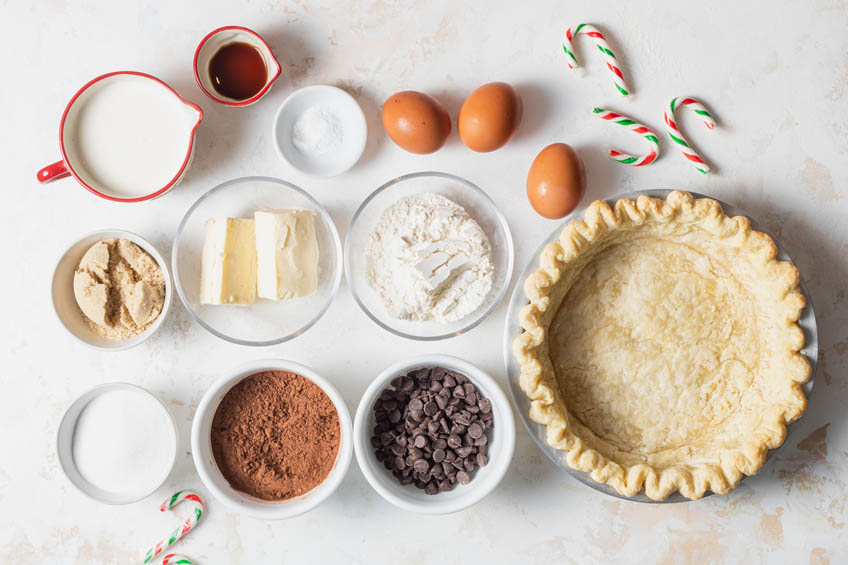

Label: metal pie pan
[502,189,817,504]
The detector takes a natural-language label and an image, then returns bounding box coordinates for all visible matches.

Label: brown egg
[526,143,586,219]
[381,91,451,154]
[458,82,522,152]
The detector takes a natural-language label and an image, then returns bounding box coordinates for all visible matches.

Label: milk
[63,74,201,198]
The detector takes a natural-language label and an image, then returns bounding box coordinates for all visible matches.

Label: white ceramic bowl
[273,85,367,177]
[191,359,353,520]
[52,229,172,351]
[345,171,514,340]
[172,177,343,346]
[354,355,515,514]
[57,382,178,505]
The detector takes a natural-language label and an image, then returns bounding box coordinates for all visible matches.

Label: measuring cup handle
[37,161,70,183]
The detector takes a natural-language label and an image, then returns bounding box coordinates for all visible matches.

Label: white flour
[367,193,494,322]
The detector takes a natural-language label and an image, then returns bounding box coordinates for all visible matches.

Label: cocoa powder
[210,370,341,501]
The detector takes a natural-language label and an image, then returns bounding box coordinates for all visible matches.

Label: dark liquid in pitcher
[208,42,268,101]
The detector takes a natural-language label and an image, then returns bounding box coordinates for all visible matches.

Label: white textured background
[1,1,847,563]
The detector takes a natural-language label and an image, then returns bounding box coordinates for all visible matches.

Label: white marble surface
[2,1,847,563]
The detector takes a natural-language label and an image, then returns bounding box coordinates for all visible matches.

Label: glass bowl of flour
[345,171,513,340]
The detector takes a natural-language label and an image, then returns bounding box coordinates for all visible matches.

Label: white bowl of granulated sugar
[272,85,367,177]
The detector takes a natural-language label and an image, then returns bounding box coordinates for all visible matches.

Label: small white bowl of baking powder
[272,85,367,177]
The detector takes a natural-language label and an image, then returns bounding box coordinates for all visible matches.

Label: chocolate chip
[476,453,488,467]
[424,481,439,495]
[457,471,471,485]
[414,435,428,449]
[447,434,462,449]
[388,409,401,423]
[468,422,483,439]
[424,401,438,416]
[456,446,475,458]
[455,413,471,426]
[478,398,491,413]
[433,448,446,463]
[394,456,406,470]
[413,459,430,474]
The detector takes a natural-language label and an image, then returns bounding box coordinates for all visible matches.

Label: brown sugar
[210,370,341,501]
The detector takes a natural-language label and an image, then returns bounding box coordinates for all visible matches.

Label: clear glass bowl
[503,189,818,503]
[345,171,514,341]
[173,176,342,346]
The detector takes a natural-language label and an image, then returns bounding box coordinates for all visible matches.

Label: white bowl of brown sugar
[52,229,172,351]
[191,359,353,519]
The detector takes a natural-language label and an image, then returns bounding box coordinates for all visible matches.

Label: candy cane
[664,96,717,174]
[142,491,205,564]
[162,555,193,565]
[563,24,631,96]
[592,107,659,166]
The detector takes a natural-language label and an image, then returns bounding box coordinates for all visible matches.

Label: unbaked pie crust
[513,191,810,500]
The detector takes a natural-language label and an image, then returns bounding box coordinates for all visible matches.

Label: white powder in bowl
[367,193,495,323]
[291,106,344,155]
[72,388,176,496]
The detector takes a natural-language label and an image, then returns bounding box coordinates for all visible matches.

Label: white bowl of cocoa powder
[191,359,353,519]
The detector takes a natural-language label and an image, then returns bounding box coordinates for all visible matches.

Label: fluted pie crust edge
[513,191,810,500]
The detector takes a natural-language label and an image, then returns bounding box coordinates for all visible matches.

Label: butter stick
[255,209,319,301]
[199,218,257,305]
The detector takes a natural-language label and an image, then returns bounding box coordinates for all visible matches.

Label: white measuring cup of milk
[37,71,203,203]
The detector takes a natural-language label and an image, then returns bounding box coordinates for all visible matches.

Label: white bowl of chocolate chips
[354,355,515,514]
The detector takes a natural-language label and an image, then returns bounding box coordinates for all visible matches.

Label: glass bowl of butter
[345,171,514,341]
[173,176,342,345]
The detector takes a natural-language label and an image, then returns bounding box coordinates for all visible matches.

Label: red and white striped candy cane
[592,107,659,166]
[143,491,205,564]
[563,24,631,96]
[664,96,717,174]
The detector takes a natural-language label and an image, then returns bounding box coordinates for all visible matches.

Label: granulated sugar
[72,388,175,496]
